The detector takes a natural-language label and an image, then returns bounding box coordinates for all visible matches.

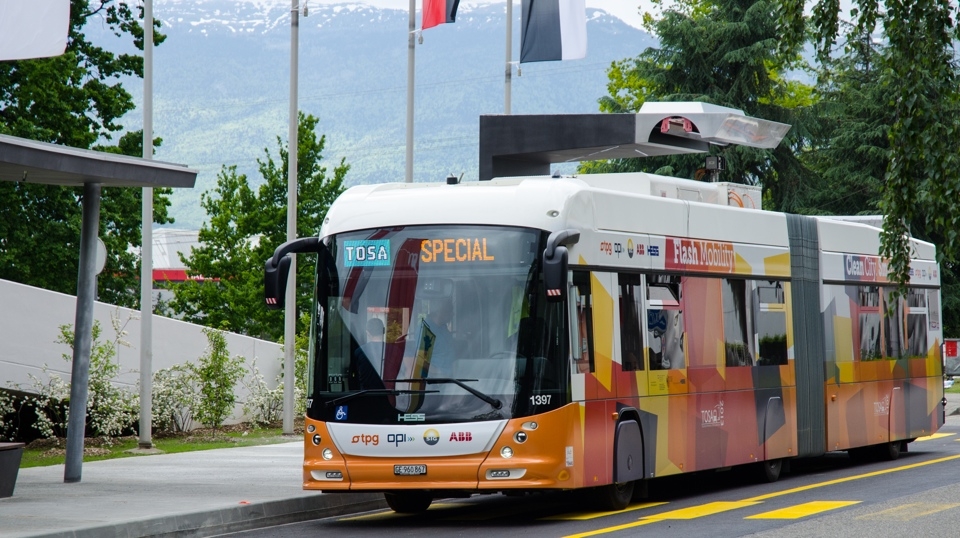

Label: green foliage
[780,0,960,293]
[193,328,245,430]
[0,1,172,309]
[586,0,818,213]
[169,113,348,340]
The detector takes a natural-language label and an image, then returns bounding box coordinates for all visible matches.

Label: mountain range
[86,0,656,229]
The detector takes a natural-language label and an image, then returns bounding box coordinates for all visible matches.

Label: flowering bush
[151,363,200,434]
[242,358,283,426]
[0,390,17,441]
[54,316,139,438]
[14,312,140,440]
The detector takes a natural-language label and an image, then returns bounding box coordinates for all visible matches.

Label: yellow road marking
[566,454,960,536]
[746,500,860,519]
[642,501,761,520]
[563,518,659,537]
[563,502,759,537]
[855,502,960,521]
[544,502,667,521]
[337,502,460,521]
[743,454,960,502]
[914,432,955,441]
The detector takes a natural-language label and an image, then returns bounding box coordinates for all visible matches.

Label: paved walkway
[0,442,385,538]
[2,393,958,538]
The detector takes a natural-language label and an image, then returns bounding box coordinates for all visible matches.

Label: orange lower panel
[346,455,484,490]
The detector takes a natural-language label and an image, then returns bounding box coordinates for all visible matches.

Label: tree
[585,0,818,213]
[802,26,960,336]
[193,327,244,431]
[780,0,960,291]
[168,113,348,340]
[0,0,172,308]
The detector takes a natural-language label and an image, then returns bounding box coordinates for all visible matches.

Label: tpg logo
[351,434,379,446]
[387,433,416,446]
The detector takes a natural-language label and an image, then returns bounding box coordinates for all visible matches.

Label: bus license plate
[394,464,427,476]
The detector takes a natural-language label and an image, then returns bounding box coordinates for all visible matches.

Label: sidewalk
[2,393,958,538]
[0,442,385,538]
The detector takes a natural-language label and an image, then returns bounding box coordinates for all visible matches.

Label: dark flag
[520,0,587,63]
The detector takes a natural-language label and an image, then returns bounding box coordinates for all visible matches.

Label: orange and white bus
[264,103,944,513]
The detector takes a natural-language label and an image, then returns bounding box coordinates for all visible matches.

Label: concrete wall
[0,278,284,424]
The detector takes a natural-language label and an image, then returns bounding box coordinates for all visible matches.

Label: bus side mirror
[543,246,568,303]
[265,254,293,310]
[264,237,323,310]
[543,229,579,303]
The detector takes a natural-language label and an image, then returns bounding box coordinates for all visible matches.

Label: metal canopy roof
[0,133,197,188]
[478,101,791,180]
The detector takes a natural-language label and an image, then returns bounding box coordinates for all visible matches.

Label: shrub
[194,328,244,430]
[0,390,16,441]
[152,363,200,434]
[54,318,139,438]
[242,358,284,426]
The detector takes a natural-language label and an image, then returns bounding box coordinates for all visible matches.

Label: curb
[26,492,388,538]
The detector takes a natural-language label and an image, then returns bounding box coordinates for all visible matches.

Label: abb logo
[449,432,473,442]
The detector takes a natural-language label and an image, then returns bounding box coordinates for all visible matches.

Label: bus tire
[757,458,783,483]
[593,481,634,511]
[879,440,901,461]
[384,491,432,513]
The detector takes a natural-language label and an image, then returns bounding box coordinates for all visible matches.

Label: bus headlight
[322,448,334,460]
[514,431,528,443]
[500,446,514,458]
[312,434,321,446]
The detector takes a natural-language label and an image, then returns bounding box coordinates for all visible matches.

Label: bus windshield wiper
[324,388,438,408]
[389,378,502,409]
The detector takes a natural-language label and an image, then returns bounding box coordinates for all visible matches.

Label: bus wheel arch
[593,409,644,510]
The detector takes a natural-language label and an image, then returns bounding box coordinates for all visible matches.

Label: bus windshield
[308,225,568,425]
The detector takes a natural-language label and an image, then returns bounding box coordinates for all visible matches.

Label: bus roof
[321,173,935,262]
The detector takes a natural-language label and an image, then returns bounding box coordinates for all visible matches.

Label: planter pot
[0,442,25,498]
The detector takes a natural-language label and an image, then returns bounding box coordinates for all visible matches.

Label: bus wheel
[757,458,782,483]
[384,491,432,513]
[593,481,635,511]
[879,441,902,461]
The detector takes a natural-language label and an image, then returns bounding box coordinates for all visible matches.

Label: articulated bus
[264,104,945,514]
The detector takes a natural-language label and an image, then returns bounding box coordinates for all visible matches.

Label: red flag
[422,0,460,30]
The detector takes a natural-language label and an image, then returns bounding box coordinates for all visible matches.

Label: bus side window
[905,288,928,359]
[619,273,644,371]
[721,278,755,367]
[570,271,595,373]
[647,274,684,370]
[855,285,882,361]
[755,280,788,365]
[882,287,905,359]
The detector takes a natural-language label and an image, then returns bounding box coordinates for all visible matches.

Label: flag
[0,0,70,62]
[520,0,586,63]
[422,0,460,30]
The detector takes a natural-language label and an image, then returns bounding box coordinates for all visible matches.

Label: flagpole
[139,0,154,451]
[504,0,512,114]
[405,0,415,183]
[283,0,300,436]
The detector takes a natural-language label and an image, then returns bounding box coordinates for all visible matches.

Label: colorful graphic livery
[264,103,944,514]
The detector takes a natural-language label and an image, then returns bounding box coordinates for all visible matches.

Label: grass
[945,381,960,394]
[19,423,300,468]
